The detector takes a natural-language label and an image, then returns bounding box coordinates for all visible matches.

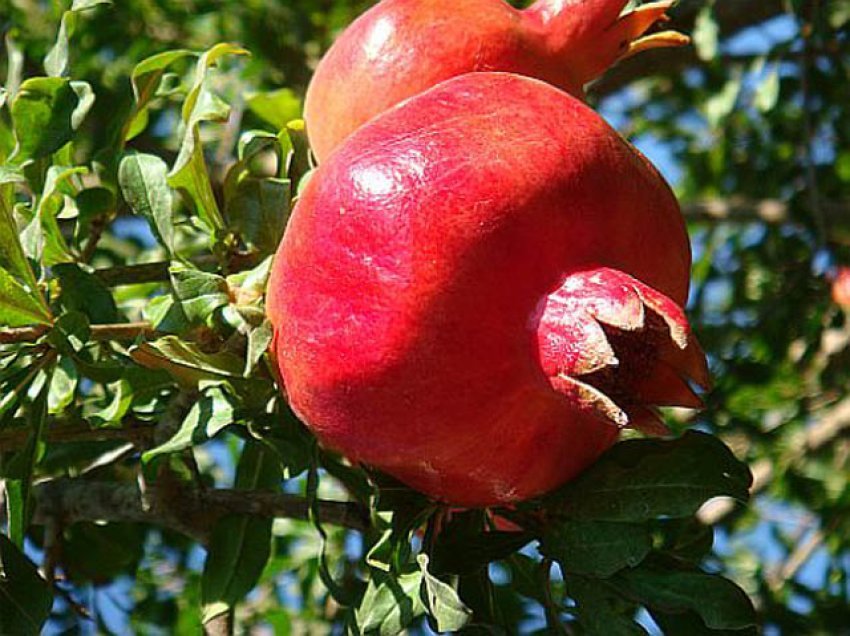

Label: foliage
[0,0,847,634]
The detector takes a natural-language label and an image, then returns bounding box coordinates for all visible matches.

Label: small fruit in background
[832,266,850,309]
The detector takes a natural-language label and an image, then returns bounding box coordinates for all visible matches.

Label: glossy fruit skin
[304,0,683,161]
[268,73,705,506]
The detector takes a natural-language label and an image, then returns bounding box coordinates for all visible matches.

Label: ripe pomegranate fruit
[832,267,850,309]
[267,72,708,506]
[304,0,687,161]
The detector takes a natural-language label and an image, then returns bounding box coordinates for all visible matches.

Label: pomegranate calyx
[535,267,708,435]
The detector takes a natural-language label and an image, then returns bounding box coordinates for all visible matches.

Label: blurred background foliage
[0,0,849,634]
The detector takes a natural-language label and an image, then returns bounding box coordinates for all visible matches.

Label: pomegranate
[304,0,687,161]
[832,267,850,309]
[267,72,708,506]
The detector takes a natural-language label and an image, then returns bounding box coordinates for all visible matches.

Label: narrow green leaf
[169,264,230,324]
[0,534,53,635]
[540,521,652,578]
[0,267,52,327]
[124,49,195,142]
[4,34,24,99]
[118,153,175,254]
[417,554,472,632]
[612,567,757,630]
[168,43,249,233]
[3,373,50,546]
[550,432,752,522]
[142,384,235,461]
[45,0,112,77]
[201,443,280,622]
[21,165,86,265]
[47,355,78,414]
[245,320,273,377]
[130,336,244,386]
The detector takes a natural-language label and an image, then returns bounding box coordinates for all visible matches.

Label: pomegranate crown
[525,0,690,92]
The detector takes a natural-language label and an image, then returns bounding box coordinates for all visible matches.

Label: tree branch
[0,321,158,345]
[0,418,157,452]
[94,251,259,287]
[31,478,370,544]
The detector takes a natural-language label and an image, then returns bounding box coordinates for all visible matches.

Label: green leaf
[44,1,112,77]
[53,263,118,323]
[130,336,244,386]
[564,576,647,636]
[612,567,757,630]
[0,534,53,635]
[118,153,175,255]
[0,267,52,327]
[429,511,531,576]
[47,311,91,355]
[124,49,196,142]
[539,521,652,578]
[3,372,50,546]
[357,568,425,636]
[169,264,230,324]
[168,43,249,233]
[9,78,87,162]
[4,34,24,99]
[201,443,280,622]
[48,355,78,414]
[22,165,86,265]
[0,182,44,310]
[417,554,472,632]
[142,384,235,461]
[245,320,273,377]
[142,294,190,334]
[549,432,752,523]
[87,378,133,426]
[226,177,290,256]
[60,522,144,585]
[246,88,302,130]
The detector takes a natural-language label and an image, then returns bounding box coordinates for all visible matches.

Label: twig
[0,418,157,452]
[32,479,370,544]
[93,251,259,287]
[0,322,159,345]
[798,0,827,245]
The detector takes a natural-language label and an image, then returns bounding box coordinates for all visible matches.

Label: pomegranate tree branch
[93,250,259,287]
[0,321,158,345]
[0,419,157,452]
[31,479,370,544]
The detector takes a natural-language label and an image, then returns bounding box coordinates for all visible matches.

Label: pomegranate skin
[268,73,706,506]
[304,0,687,161]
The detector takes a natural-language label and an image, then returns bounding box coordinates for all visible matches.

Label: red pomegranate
[267,72,708,506]
[304,0,687,161]
[832,267,850,309]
